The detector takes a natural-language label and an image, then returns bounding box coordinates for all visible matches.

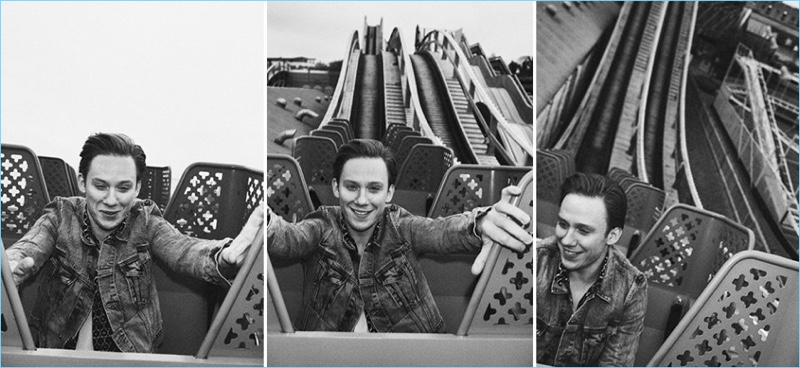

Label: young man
[537,172,647,366]
[267,139,532,332]
[6,133,263,353]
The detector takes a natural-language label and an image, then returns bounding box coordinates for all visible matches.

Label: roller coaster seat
[310,129,344,148]
[618,182,665,257]
[266,154,315,223]
[292,136,338,208]
[393,144,454,217]
[137,166,171,213]
[647,251,798,367]
[327,119,354,143]
[388,129,420,154]
[1,244,36,351]
[394,135,433,170]
[456,170,532,336]
[1,144,52,331]
[38,156,79,199]
[320,124,350,146]
[382,124,412,145]
[535,149,575,239]
[195,227,264,361]
[157,162,263,355]
[629,204,755,299]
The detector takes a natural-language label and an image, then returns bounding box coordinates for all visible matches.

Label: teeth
[353,209,370,215]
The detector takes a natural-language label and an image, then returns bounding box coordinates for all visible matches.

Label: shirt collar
[551,249,610,299]
[82,205,128,245]
[339,209,383,251]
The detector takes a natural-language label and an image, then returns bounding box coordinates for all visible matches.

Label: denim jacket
[537,236,647,366]
[5,197,234,353]
[267,204,484,332]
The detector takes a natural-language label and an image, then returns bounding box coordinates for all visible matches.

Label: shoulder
[608,246,647,287]
[537,235,559,254]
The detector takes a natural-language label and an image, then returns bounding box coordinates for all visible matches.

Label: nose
[560,228,577,247]
[102,188,119,207]
[354,188,369,206]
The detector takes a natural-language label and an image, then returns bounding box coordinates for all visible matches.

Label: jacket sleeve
[597,275,648,366]
[394,206,488,255]
[5,200,62,285]
[145,207,234,286]
[266,209,326,261]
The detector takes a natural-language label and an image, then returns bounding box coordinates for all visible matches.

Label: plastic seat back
[382,124,412,145]
[629,204,755,299]
[38,156,78,198]
[535,149,575,238]
[292,136,338,207]
[395,135,432,169]
[327,119,354,142]
[266,154,314,223]
[158,162,263,355]
[429,165,530,218]
[456,170,532,336]
[618,182,665,256]
[388,130,420,154]
[321,124,350,145]
[1,245,36,351]
[2,144,50,246]
[137,166,172,213]
[310,129,343,148]
[393,144,454,216]
[648,251,798,367]
[195,227,264,360]
[266,252,294,334]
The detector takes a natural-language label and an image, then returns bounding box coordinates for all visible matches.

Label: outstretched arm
[219,203,265,267]
[472,185,533,275]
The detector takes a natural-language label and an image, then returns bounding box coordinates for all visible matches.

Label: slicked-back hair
[332,139,397,186]
[79,133,147,182]
[559,172,627,234]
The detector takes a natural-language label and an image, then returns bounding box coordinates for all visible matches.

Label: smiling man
[537,172,647,366]
[6,133,263,352]
[267,139,533,332]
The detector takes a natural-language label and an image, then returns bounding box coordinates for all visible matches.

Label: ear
[385,184,395,203]
[135,181,142,197]
[605,227,622,245]
[332,178,340,199]
[78,173,86,193]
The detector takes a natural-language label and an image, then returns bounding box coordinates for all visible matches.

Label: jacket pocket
[581,325,612,365]
[118,249,153,308]
[310,257,347,313]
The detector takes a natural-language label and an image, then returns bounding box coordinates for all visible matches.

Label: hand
[220,203,265,267]
[472,185,533,275]
[10,257,35,287]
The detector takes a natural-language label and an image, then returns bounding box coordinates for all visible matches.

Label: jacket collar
[550,246,613,304]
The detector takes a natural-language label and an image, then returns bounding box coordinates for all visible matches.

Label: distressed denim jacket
[267,204,485,332]
[537,236,647,366]
[6,197,234,353]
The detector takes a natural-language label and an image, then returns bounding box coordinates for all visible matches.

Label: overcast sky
[1,2,264,190]
[267,2,534,64]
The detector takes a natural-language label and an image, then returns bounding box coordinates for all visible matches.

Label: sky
[1,2,265,190]
[267,2,534,65]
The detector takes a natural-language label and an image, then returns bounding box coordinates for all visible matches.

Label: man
[537,172,647,366]
[6,133,263,353]
[267,139,532,332]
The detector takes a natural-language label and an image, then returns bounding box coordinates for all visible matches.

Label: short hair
[332,139,397,186]
[559,172,627,233]
[79,133,147,182]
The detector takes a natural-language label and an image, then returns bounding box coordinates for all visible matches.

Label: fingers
[493,201,531,229]
[500,185,522,204]
[481,218,529,252]
[11,257,35,286]
[471,240,494,275]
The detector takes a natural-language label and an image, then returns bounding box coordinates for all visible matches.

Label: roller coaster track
[543,1,797,257]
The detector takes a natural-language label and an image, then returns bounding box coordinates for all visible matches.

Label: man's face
[555,194,620,273]
[79,155,141,238]
[332,157,394,237]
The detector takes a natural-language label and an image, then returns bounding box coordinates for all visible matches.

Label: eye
[577,228,591,235]
[346,185,358,191]
[368,186,381,193]
[117,186,131,193]
[94,183,108,190]
[556,220,568,229]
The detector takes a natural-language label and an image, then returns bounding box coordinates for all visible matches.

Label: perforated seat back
[388,130,420,153]
[137,166,171,213]
[38,156,78,198]
[393,144,453,216]
[395,135,432,169]
[310,129,343,148]
[196,229,264,360]
[292,136,338,207]
[382,124,412,145]
[158,162,263,355]
[618,182,665,256]
[648,251,798,367]
[327,119,354,142]
[266,154,314,223]
[457,170,533,335]
[535,149,575,238]
[629,204,755,299]
[2,144,50,246]
[266,252,294,334]
[429,165,530,218]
